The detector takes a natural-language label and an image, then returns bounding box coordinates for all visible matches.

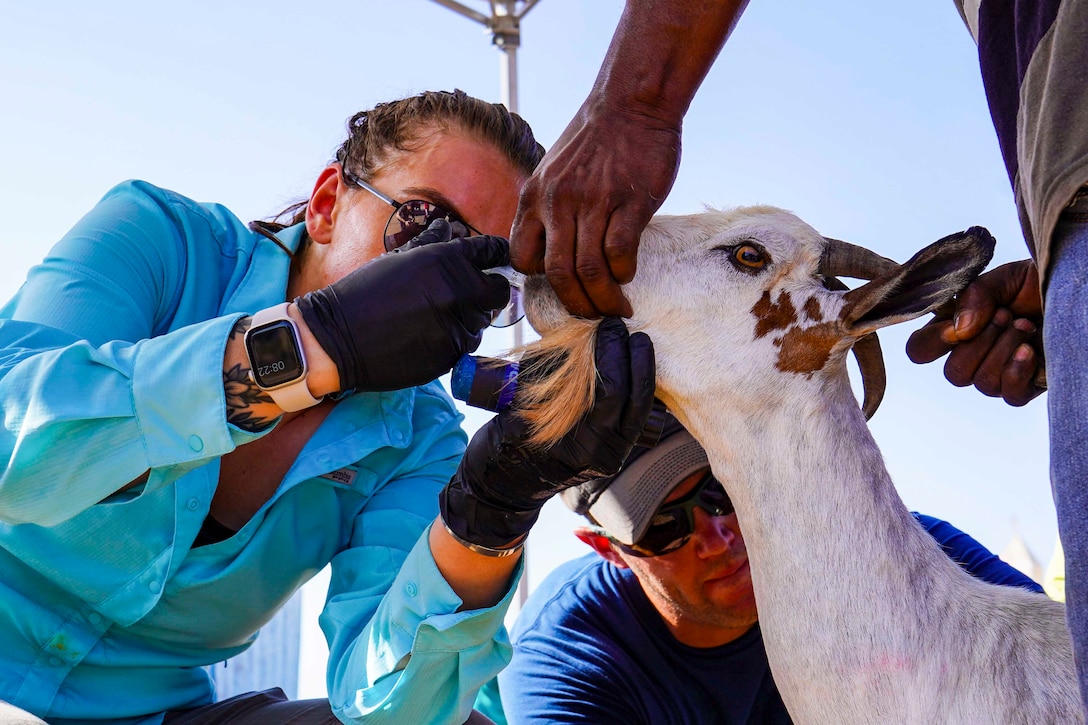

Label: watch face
[246,321,304,388]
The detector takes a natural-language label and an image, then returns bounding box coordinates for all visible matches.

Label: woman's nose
[691,506,736,557]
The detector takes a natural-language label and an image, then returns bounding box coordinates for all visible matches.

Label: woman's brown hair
[254,89,544,239]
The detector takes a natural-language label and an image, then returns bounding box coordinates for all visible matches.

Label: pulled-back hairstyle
[256,89,544,237]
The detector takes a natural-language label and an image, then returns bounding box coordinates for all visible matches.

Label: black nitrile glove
[296,220,512,392]
[440,318,656,550]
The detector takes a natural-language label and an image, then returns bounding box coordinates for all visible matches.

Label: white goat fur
[521,206,1081,723]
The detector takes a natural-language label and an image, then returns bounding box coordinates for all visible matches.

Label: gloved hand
[440,318,656,551]
[296,219,512,392]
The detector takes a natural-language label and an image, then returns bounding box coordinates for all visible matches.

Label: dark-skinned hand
[905,259,1044,406]
[509,103,681,319]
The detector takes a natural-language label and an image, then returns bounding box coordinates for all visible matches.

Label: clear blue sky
[1,0,1057,694]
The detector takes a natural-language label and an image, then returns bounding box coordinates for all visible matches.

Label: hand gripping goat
[520,206,1081,724]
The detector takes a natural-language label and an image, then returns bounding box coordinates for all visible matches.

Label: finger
[401,218,453,251]
[457,234,511,271]
[946,283,998,341]
[591,318,633,428]
[942,311,1010,387]
[603,210,642,285]
[598,205,647,321]
[510,200,547,276]
[570,207,632,319]
[480,273,513,317]
[577,320,635,473]
[619,331,657,445]
[542,210,598,319]
[1001,340,1045,407]
[461,328,485,356]
[970,317,1036,397]
[950,260,1039,339]
[444,270,510,334]
[979,260,1040,317]
[906,319,956,364]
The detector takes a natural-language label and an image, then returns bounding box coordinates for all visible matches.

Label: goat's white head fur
[519,205,991,444]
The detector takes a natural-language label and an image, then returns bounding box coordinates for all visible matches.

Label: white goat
[521,206,1081,723]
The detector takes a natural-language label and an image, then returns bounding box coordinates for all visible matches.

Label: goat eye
[733,244,766,269]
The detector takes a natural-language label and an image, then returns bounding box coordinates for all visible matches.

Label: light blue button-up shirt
[0,181,516,724]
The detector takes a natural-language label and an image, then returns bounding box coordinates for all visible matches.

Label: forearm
[591,0,750,124]
[0,305,330,522]
[0,316,251,525]
[326,523,518,724]
[429,518,521,611]
[222,303,340,429]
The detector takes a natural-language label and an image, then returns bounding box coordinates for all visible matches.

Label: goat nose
[692,507,734,557]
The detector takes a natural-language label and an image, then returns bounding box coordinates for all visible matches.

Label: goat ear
[839,227,996,336]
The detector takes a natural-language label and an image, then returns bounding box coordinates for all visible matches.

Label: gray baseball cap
[560,413,709,545]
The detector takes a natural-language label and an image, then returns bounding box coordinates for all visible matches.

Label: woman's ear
[306,165,342,245]
[574,526,629,569]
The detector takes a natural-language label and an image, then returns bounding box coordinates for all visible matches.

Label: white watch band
[249,303,324,412]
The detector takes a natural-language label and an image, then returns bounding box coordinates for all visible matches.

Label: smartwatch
[244,303,324,412]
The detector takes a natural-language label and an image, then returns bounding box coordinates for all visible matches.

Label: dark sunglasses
[342,166,524,328]
[342,167,482,252]
[596,470,734,558]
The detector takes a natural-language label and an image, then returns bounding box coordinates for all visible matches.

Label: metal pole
[493,2,522,352]
[428,0,541,608]
[494,1,519,111]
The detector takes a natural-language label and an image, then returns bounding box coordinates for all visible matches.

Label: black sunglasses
[341,166,524,328]
[342,167,482,252]
[595,470,734,558]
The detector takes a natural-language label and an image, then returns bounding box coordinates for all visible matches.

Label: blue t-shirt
[493,513,1042,724]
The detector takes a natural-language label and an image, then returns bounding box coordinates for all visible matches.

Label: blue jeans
[1045,186,1088,710]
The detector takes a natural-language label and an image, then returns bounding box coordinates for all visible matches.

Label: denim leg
[1045,193,1088,710]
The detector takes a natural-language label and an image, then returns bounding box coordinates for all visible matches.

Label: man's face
[618,469,757,647]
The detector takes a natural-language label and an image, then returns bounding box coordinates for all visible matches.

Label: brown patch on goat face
[773,322,838,375]
[803,296,823,322]
[752,290,798,339]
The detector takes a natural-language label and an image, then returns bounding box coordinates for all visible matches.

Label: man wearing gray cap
[491,414,1043,724]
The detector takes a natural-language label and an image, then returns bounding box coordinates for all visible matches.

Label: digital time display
[246,322,304,388]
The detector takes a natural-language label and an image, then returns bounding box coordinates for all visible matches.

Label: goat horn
[853,332,886,419]
[820,237,898,280]
[824,275,886,418]
[820,238,891,417]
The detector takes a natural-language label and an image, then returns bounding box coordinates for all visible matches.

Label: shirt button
[189,435,204,452]
[148,580,160,593]
[186,497,200,511]
[88,612,103,626]
[404,582,418,597]
[49,656,62,667]
[390,430,406,446]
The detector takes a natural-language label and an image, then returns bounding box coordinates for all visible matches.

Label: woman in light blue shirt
[0,90,656,724]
